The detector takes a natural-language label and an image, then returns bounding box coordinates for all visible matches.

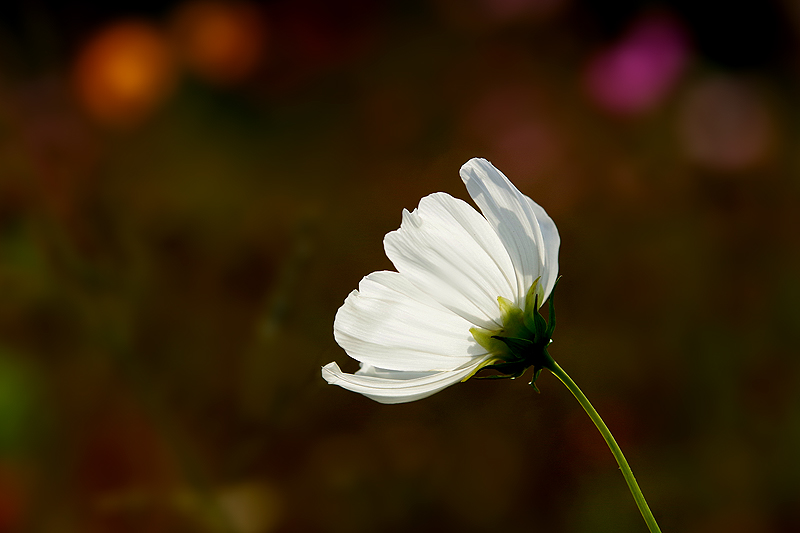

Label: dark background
[0,0,799,531]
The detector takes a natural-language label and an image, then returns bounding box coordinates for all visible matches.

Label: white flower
[322,158,560,404]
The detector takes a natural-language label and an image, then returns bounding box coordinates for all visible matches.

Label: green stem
[545,358,663,533]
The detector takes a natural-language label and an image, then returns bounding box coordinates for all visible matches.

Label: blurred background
[0,0,799,531]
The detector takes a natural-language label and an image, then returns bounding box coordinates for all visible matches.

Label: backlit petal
[524,196,560,301]
[383,192,516,330]
[334,271,488,372]
[321,360,488,404]
[459,158,560,304]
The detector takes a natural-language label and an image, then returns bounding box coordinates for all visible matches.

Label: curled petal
[460,158,560,304]
[321,359,489,404]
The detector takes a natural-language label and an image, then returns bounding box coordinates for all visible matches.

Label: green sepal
[531,299,548,343]
[470,326,503,353]
[523,277,542,333]
[491,336,533,360]
[473,373,516,380]
[545,277,561,339]
[528,367,544,392]
[470,278,562,387]
[473,363,527,380]
[498,296,524,329]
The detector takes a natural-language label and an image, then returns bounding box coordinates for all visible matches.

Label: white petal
[321,359,487,404]
[334,271,488,372]
[383,192,517,329]
[524,194,560,300]
[459,158,560,303]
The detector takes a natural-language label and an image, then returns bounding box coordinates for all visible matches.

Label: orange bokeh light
[171,0,268,86]
[73,20,176,128]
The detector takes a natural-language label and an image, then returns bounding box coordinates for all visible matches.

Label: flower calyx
[469,278,560,391]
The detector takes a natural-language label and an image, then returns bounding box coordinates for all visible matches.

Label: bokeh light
[171,1,268,87]
[584,13,690,116]
[72,20,176,128]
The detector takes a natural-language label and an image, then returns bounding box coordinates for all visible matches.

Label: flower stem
[545,359,663,533]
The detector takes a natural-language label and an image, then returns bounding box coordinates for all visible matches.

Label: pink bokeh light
[584,14,690,116]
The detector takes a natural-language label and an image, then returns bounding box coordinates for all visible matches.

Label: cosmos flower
[321,159,664,533]
[322,158,560,404]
